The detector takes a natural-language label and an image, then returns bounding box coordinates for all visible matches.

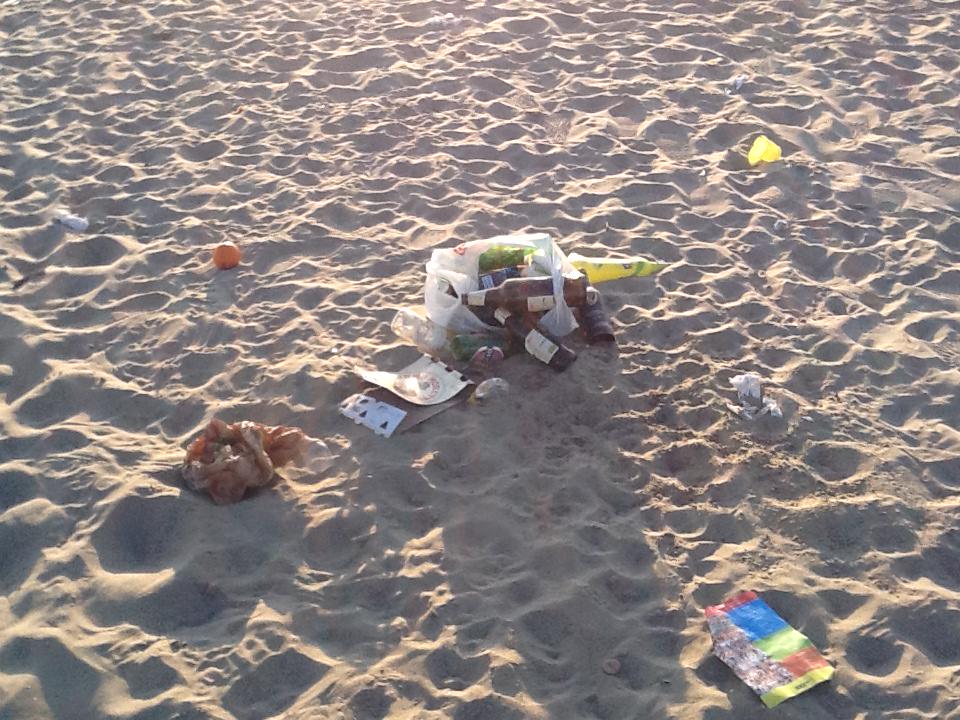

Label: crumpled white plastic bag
[424,233,580,336]
[729,372,782,420]
[730,373,762,402]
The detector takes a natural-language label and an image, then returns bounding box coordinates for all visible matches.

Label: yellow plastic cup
[747,135,782,166]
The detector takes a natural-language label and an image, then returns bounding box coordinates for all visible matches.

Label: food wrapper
[705,590,834,708]
[182,419,312,504]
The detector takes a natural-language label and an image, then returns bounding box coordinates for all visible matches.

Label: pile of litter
[179,233,666,498]
[340,233,666,437]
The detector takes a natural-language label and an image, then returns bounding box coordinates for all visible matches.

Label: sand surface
[2,0,960,718]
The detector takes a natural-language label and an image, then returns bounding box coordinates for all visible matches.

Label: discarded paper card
[358,354,471,406]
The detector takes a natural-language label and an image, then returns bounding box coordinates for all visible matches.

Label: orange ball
[212,242,241,269]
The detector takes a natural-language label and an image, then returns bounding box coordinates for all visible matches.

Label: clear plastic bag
[424,233,580,337]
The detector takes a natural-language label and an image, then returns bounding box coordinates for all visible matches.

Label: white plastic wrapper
[728,372,782,420]
[424,233,580,337]
[730,373,762,401]
[54,211,89,232]
[725,74,748,94]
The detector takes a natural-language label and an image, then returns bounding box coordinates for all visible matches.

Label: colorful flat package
[705,590,834,708]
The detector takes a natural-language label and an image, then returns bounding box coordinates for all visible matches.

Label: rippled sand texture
[2,0,960,717]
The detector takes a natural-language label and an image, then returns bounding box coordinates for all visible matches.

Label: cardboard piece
[358,354,471,406]
[339,394,407,438]
[363,384,471,434]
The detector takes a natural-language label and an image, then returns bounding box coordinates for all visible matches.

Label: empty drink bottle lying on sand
[494,308,576,371]
[579,291,616,343]
[392,309,512,362]
[391,308,448,354]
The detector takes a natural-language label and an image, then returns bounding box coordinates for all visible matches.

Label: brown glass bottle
[579,288,616,343]
[494,308,577,371]
[462,275,598,312]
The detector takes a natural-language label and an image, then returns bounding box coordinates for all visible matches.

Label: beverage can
[468,346,505,373]
[479,265,523,289]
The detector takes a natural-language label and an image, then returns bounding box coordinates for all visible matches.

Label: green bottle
[477,245,536,273]
[449,333,511,361]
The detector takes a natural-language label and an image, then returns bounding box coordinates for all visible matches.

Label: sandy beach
[2,0,960,718]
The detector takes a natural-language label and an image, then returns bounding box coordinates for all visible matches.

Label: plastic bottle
[280,435,334,480]
[297,436,335,474]
[477,245,536,273]
[494,308,576,371]
[462,275,597,312]
[391,308,448,354]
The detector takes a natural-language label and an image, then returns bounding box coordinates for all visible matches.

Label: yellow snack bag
[567,253,667,283]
